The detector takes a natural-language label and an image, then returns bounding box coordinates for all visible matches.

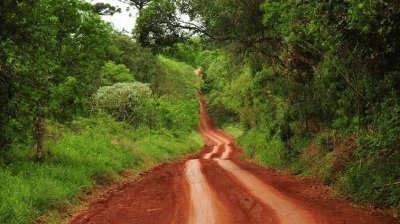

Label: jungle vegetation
[1,0,400,222]
[0,0,200,222]
[134,0,400,213]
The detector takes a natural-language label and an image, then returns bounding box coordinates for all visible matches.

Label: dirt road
[70,95,398,224]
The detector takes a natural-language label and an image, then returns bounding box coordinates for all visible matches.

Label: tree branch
[373,181,400,190]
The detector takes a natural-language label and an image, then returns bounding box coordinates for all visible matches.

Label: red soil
[70,94,398,224]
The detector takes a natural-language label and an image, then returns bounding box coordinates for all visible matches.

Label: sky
[88,0,139,35]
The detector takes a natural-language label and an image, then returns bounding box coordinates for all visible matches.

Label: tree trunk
[33,112,45,162]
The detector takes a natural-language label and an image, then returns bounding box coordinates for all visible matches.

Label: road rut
[70,94,398,224]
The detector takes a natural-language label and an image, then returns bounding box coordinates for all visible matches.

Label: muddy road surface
[71,95,398,224]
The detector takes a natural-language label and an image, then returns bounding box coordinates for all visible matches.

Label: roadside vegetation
[132,0,400,213]
[0,1,200,223]
[0,116,201,223]
[1,0,400,223]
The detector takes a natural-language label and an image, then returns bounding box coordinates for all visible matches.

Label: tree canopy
[132,0,400,212]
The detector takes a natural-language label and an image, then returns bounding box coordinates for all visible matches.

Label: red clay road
[70,95,398,224]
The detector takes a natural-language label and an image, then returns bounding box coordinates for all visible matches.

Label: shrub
[100,61,134,86]
[315,133,335,153]
[156,56,199,100]
[338,98,400,210]
[94,82,152,126]
[239,128,286,168]
[149,98,199,135]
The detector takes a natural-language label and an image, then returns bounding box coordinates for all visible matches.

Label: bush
[149,98,199,135]
[99,61,134,86]
[315,133,335,153]
[156,56,199,100]
[94,82,152,126]
[239,128,286,168]
[338,98,400,210]
[222,124,243,139]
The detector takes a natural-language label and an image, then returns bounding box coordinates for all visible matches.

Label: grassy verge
[0,115,201,224]
[236,128,287,168]
[231,124,400,213]
[222,124,243,139]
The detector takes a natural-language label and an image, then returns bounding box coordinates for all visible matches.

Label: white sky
[86,0,194,36]
[88,0,139,35]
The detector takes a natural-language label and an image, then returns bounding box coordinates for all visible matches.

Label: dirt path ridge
[70,94,398,224]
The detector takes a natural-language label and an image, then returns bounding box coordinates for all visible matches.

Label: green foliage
[0,116,201,224]
[94,82,152,126]
[0,0,114,151]
[155,55,199,99]
[49,76,86,121]
[182,0,400,212]
[148,98,199,135]
[94,89,199,135]
[162,37,204,67]
[100,61,134,86]
[110,34,160,83]
[134,0,186,52]
[222,124,243,139]
[92,2,121,15]
[315,133,335,153]
[0,1,204,223]
[338,97,400,209]
[93,56,200,134]
[238,128,286,168]
[109,35,200,99]
[199,51,238,126]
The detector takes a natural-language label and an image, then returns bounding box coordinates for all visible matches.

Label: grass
[0,115,202,224]
[220,122,400,214]
[236,128,286,168]
[222,124,243,139]
[222,124,287,167]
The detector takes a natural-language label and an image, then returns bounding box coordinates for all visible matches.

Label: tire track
[70,93,399,224]
[198,126,322,223]
[184,159,229,224]
[214,158,322,224]
[203,145,219,159]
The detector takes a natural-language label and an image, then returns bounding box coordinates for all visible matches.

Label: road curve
[70,94,398,224]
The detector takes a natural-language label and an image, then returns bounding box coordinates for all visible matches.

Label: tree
[134,0,187,52]
[110,33,160,83]
[161,37,203,67]
[92,3,122,15]
[0,0,113,159]
[100,61,134,86]
[129,0,152,11]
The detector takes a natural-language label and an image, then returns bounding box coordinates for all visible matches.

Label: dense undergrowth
[0,115,201,224]
[223,120,400,213]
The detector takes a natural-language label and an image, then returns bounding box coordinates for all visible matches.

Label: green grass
[221,125,287,167]
[222,124,243,139]
[234,128,286,168]
[0,115,201,224]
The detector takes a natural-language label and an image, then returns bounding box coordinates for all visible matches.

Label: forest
[1,0,400,223]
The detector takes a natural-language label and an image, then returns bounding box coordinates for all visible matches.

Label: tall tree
[92,2,122,15]
[0,0,113,159]
[129,0,152,11]
[134,0,186,52]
